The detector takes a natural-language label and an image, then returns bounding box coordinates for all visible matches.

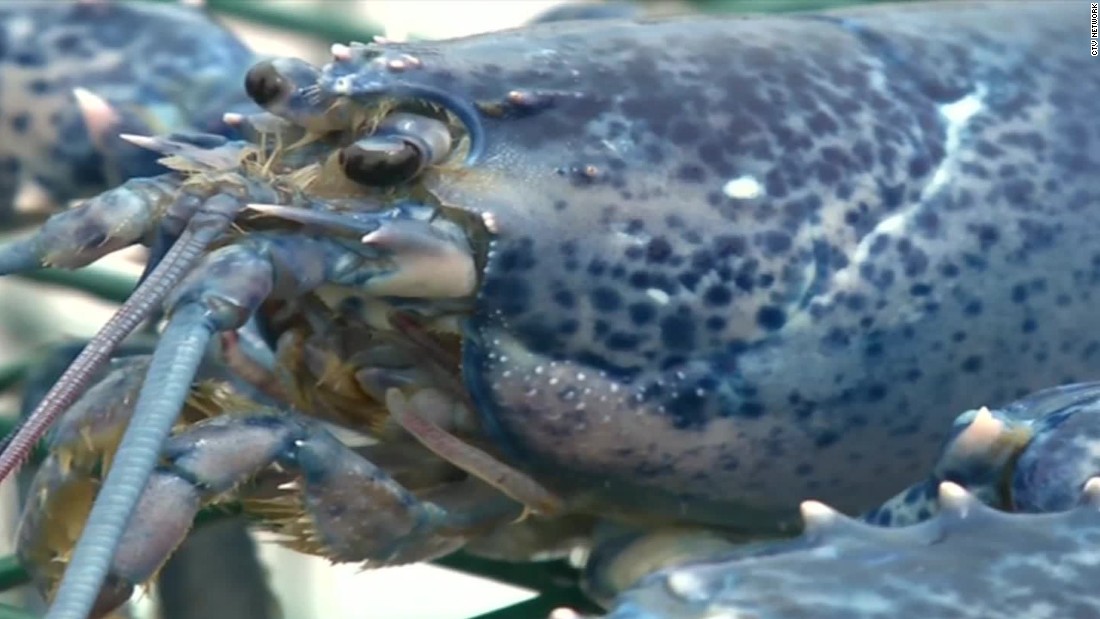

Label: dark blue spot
[1011,284,1029,303]
[866,383,887,402]
[734,273,754,292]
[845,294,867,312]
[514,321,558,354]
[880,183,904,209]
[961,356,983,373]
[553,289,575,308]
[646,237,672,263]
[9,113,30,134]
[703,285,732,306]
[607,332,640,351]
[713,234,746,257]
[869,235,890,256]
[677,164,706,182]
[739,401,765,418]
[665,390,708,430]
[970,224,1000,249]
[865,341,883,357]
[902,248,929,276]
[0,157,21,177]
[484,277,529,317]
[678,271,700,291]
[821,328,850,352]
[497,244,535,272]
[29,79,51,94]
[756,306,786,330]
[14,51,44,67]
[629,302,655,325]
[962,253,987,271]
[690,249,715,272]
[590,287,622,312]
[915,211,940,236]
[760,230,791,255]
[628,271,650,289]
[660,314,696,351]
[55,33,82,54]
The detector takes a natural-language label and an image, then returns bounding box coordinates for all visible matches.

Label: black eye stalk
[242,58,331,132]
[244,60,289,107]
[338,113,453,187]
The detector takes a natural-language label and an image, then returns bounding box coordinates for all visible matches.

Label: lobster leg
[7,197,482,618]
[19,397,523,617]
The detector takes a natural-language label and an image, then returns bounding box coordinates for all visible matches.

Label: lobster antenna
[43,195,246,618]
[0,200,237,483]
[45,303,215,619]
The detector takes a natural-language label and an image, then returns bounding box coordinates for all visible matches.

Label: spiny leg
[6,89,491,615]
[20,398,524,616]
[15,193,500,618]
[0,131,302,480]
[16,342,275,619]
[0,184,247,483]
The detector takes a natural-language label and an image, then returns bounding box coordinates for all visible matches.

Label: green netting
[0,1,902,617]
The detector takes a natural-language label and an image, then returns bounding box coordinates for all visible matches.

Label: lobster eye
[244,60,288,107]
[338,137,423,187]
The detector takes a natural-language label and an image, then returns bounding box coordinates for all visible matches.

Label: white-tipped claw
[950,406,1006,457]
[14,179,56,213]
[800,500,840,533]
[548,609,582,619]
[937,481,973,516]
[361,220,477,298]
[245,203,285,214]
[664,571,709,602]
[118,133,159,151]
[331,43,352,61]
[222,112,244,126]
[72,87,119,147]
